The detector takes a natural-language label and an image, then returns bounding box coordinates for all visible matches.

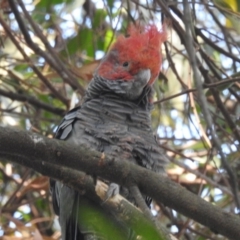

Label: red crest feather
[98,24,167,84]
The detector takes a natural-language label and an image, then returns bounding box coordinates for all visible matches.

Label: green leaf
[214,0,238,11]
[36,0,75,11]
[36,0,63,9]
[66,28,94,57]
[107,0,114,12]
[104,29,115,51]
[64,28,106,58]
[191,141,205,151]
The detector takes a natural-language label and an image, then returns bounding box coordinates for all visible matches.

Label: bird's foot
[104,183,120,202]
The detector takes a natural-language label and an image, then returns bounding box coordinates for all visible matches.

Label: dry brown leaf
[71,60,101,81]
[17,176,49,198]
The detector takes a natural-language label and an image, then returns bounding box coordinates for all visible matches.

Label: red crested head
[97,24,166,85]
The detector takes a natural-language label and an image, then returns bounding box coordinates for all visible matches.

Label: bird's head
[94,24,166,100]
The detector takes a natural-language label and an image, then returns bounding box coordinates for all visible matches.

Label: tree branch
[0,126,239,239]
[0,88,65,116]
[0,14,69,107]
[14,0,85,95]
[182,0,240,209]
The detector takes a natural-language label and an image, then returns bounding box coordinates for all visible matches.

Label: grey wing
[50,106,80,210]
[50,107,117,240]
[55,106,80,140]
[50,107,85,240]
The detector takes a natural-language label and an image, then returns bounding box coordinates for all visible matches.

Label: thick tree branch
[0,127,239,239]
[26,159,170,239]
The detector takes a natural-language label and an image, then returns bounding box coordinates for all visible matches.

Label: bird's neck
[84,76,154,110]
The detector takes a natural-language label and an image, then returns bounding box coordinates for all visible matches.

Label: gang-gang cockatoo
[50,23,168,240]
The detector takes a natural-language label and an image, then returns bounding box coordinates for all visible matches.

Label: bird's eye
[122,62,129,67]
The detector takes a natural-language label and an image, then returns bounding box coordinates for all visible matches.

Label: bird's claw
[103,183,120,203]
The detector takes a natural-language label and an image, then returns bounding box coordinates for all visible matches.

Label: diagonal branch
[0,126,239,239]
[0,88,65,116]
[182,0,240,210]
[0,14,69,106]
[14,0,85,95]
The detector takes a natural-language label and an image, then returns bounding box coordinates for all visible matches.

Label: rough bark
[0,126,239,239]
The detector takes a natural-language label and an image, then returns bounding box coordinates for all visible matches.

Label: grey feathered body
[50,76,167,240]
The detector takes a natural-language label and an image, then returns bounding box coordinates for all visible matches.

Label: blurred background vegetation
[0,0,240,239]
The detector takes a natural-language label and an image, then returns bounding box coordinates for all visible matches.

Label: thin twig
[0,14,69,106]
[0,88,65,116]
[15,0,85,95]
[154,75,240,104]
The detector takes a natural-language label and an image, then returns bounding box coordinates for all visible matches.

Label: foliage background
[0,0,240,239]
